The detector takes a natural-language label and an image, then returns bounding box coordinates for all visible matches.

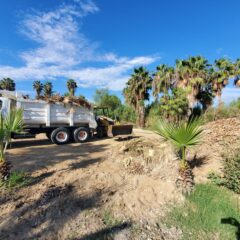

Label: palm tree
[211,58,234,106]
[0,109,24,180]
[155,118,203,193]
[175,56,210,112]
[234,59,240,87]
[152,64,174,101]
[43,82,53,98]
[123,67,152,128]
[67,79,77,97]
[33,81,43,99]
[0,78,16,91]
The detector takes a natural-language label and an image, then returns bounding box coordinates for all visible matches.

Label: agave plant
[155,118,203,193]
[0,109,24,180]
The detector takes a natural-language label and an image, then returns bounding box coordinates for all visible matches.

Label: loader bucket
[107,124,133,137]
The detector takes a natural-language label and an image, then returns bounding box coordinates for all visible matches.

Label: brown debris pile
[190,117,240,182]
[203,117,240,152]
[37,95,92,109]
[111,136,179,180]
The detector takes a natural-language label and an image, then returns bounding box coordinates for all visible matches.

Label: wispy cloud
[0,0,158,90]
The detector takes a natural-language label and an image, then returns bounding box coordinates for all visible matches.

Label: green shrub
[102,210,122,227]
[203,100,240,123]
[164,183,240,239]
[209,152,240,194]
[0,171,30,188]
[223,154,240,194]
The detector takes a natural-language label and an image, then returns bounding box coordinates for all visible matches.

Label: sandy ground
[0,130,182,240]
[0,118,239,240]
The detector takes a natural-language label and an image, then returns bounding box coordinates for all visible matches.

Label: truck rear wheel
[73,127,90,143]
[51,127,70,145]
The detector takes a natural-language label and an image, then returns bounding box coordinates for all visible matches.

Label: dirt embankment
[0,117,239,239]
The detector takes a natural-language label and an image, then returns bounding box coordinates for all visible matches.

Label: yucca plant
[155,118,203,193]
[0,108,24,180]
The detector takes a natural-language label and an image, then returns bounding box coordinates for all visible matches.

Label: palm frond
[4,108,24,136]
[155,118,203,150]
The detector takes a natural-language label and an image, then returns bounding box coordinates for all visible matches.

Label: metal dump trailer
[0,91,97,144]
[0,91,133,145]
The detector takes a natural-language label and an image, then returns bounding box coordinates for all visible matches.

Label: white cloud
[0,0,158,91]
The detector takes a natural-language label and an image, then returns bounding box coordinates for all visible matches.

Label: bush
[0,171,29,188]
[113,104,136,123]
[146,102,161,127]
[204,99,240,123]
[209,152,240,194]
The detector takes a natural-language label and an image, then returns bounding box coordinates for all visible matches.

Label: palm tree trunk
[217,94,222,108]
[187,93,196,116]
[138,104,145,128]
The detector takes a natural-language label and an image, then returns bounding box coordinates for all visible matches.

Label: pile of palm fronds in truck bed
[39,94,92,109]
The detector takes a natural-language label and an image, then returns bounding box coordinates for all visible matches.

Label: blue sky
[0,0,240,102]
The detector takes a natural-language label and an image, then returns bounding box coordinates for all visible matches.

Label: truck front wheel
[73,127,90,143]
[51,128,71,145]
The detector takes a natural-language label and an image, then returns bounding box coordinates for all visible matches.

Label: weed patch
[0,171,30,188]
[163,184,240,240]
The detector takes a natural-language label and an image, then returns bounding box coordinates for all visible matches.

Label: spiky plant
[33,81,43,99]
[0,108,24,180]
[67,79,77,97]
[155,118,203,193]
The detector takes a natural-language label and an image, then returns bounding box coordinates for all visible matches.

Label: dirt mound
[107,134,183,222]
[191,117,240,183]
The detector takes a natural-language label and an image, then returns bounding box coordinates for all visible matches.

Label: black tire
[50,127,71,145]
[73,127,90,143]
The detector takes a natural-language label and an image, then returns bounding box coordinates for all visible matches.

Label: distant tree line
[33,79,79,99]
[2,55,240,127]
[123,56,240,127]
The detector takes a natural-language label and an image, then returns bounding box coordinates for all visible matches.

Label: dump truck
[0,91,133,145]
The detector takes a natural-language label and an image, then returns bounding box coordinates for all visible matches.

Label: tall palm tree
[123,66,152,128]
[0,78,16,91]
[33,81,43,99]
[175,56,210,112]
[67,79,77,97]
[152,64,174,101]
[233,59,240,87]
[43,82,53,98]
[211,58,234,106]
